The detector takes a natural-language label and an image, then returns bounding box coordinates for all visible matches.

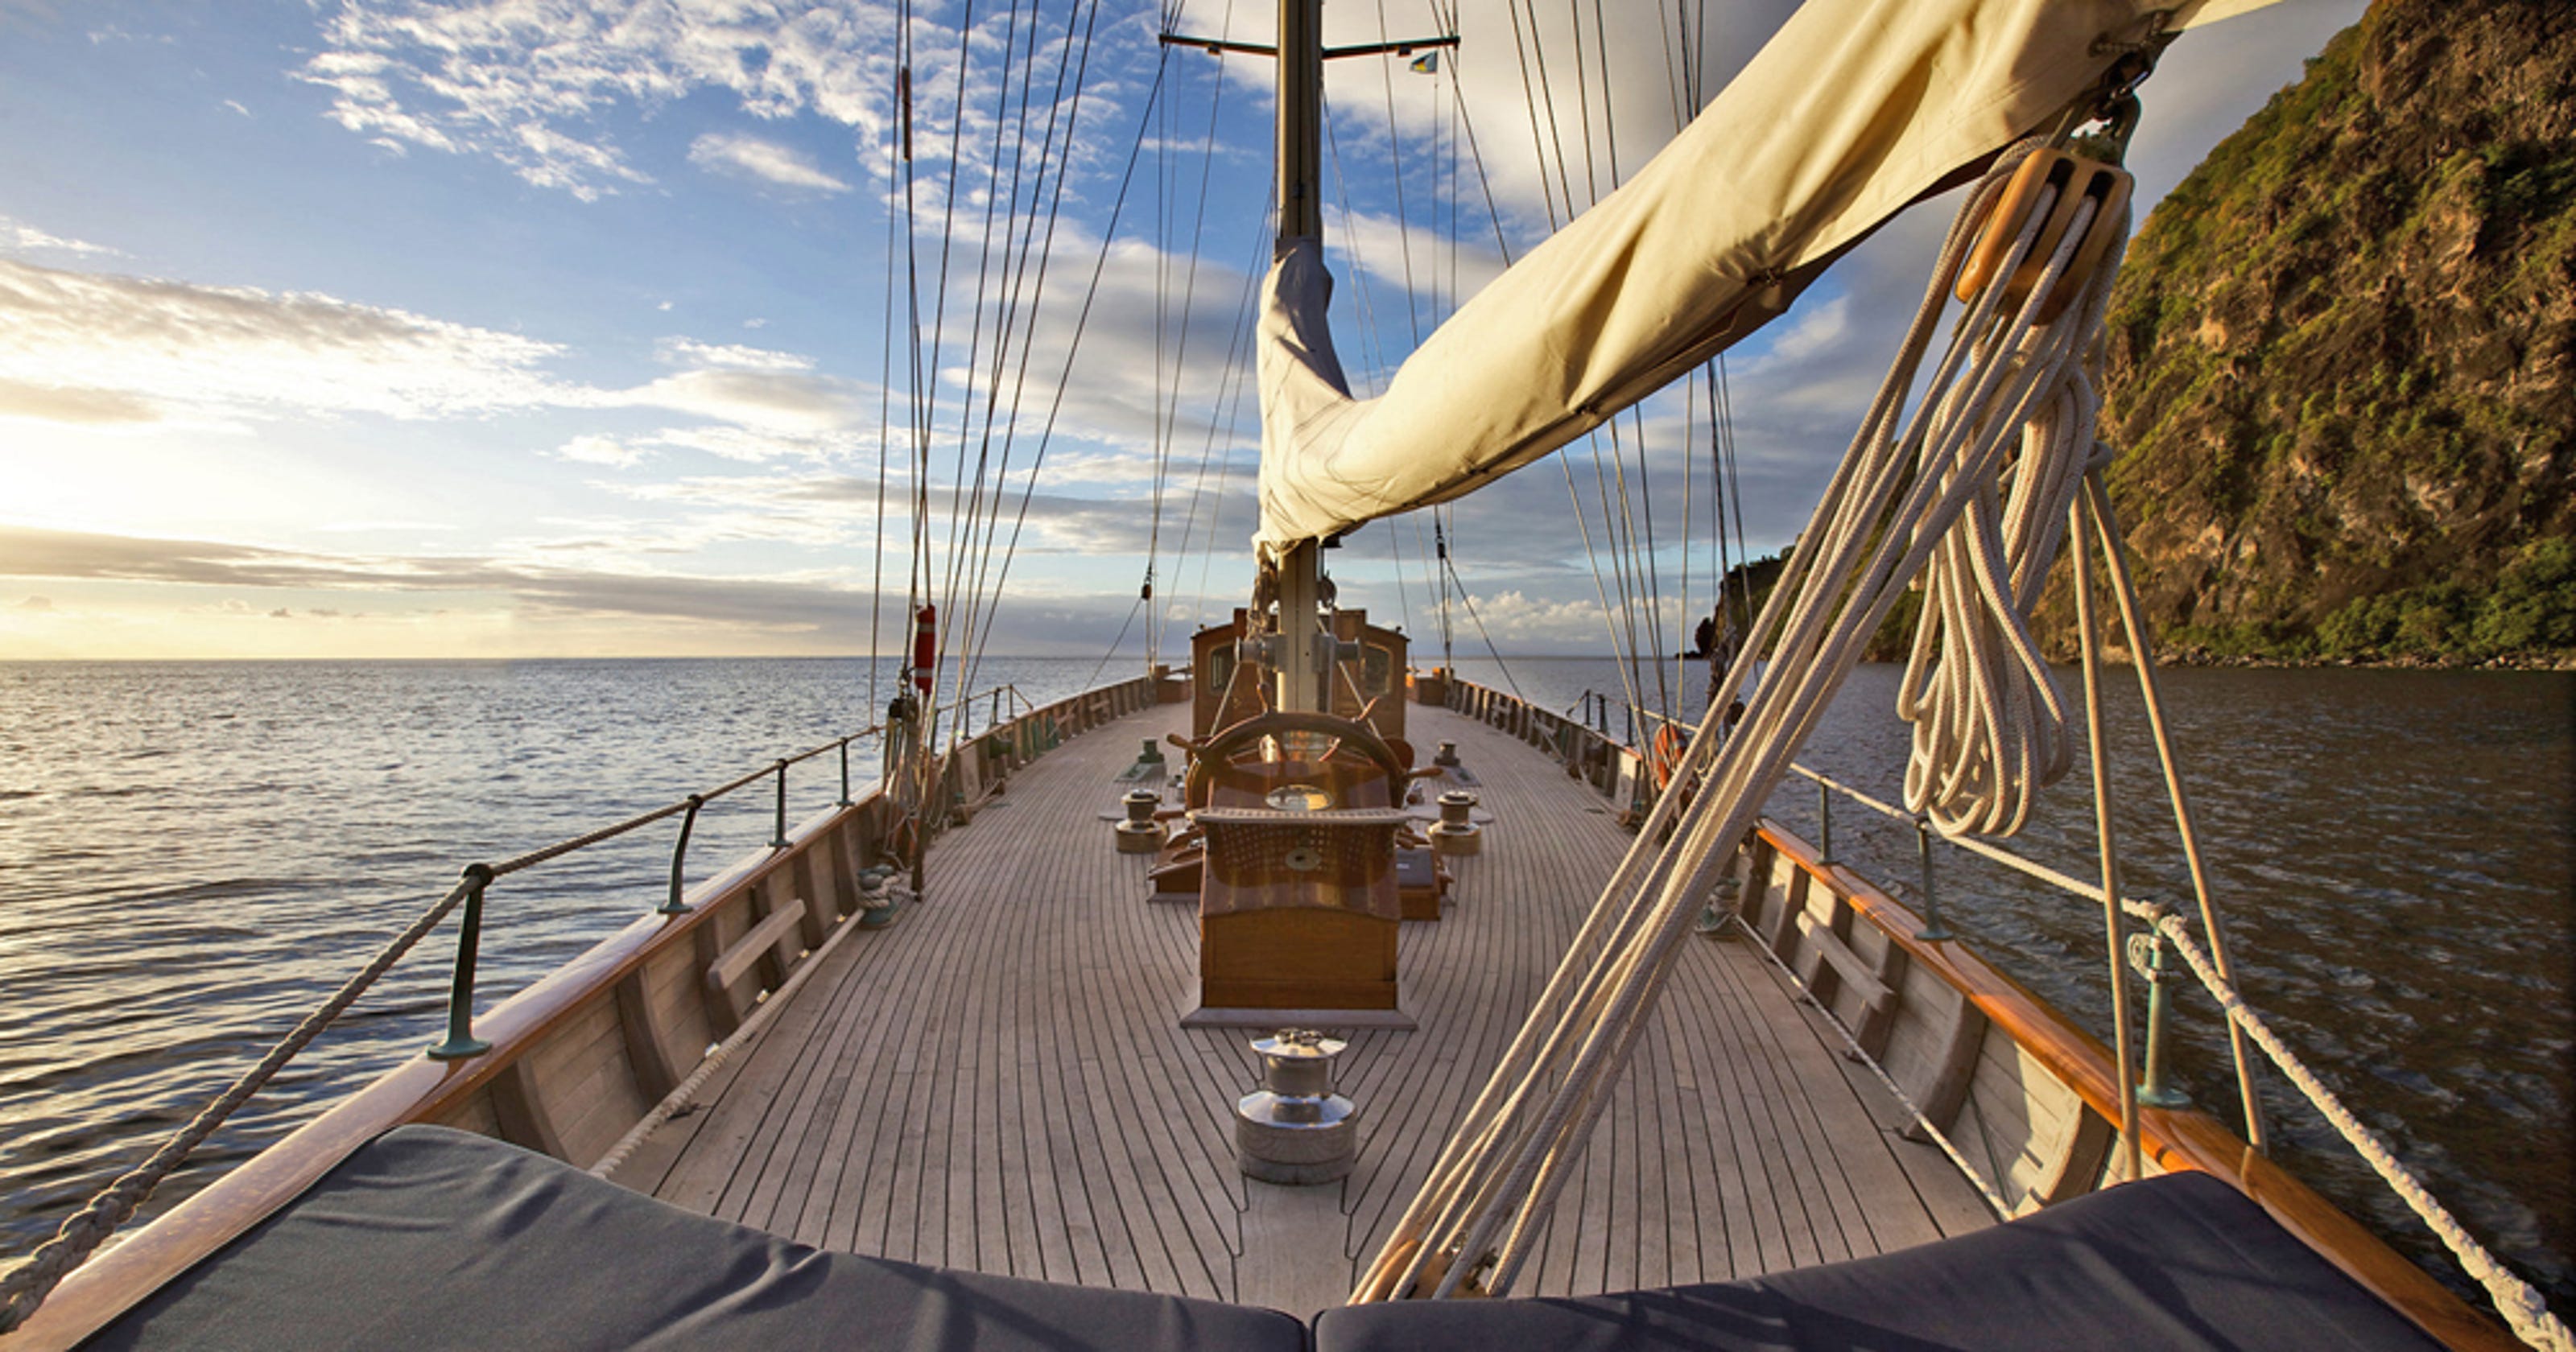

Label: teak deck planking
[622,700,1990,1313]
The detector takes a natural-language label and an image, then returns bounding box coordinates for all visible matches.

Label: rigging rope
[1804,756,2574,1348]
[0,874,480,1333]
[960,51,1172,673]
[958,20,1090,681]
[1356,140,2112,1303]
[2134,902,2576,1352]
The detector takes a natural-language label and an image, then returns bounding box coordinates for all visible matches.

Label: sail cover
[1255,0,2250,550]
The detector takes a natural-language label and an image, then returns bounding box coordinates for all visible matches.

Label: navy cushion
[91,1125,1307,1352]
[1312,1172,2443,1351]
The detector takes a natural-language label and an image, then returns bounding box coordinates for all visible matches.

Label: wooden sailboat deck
[607,701,1993,1314]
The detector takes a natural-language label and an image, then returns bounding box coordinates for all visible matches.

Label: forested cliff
[2070,0,2573,664]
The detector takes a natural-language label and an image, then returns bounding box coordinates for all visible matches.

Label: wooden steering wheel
[1184,709,1410,807]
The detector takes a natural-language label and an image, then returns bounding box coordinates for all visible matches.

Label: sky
[0,0,2366,662]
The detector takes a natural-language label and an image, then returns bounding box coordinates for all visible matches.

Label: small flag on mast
[1409,51,1439,74]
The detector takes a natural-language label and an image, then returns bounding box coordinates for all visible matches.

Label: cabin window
[1361,644,1393,699]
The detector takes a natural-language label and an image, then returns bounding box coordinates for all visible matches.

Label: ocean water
[2,656,2569,1316]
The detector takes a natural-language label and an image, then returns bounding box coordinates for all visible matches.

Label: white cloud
[612,368,865,437]
[2,215,118,258]
[0,256,896,455]
[0,256,568,426]
[1455,587,1610,645]
[556,433,646,468]
[297,1,1129,210]
[655,337,815,373]
[629,423,857,464]
[299,2,891,200]
[687,130,852,193]
[1327,206,1506,329]
[0,377,159,426]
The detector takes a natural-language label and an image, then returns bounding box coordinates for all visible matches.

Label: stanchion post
[1914,814,1953,942]
[662,795,701,916]
[2132,928,2191,1108]
[427,864,494,1061]
[771,759,790,848]
[1816,779,1835,866]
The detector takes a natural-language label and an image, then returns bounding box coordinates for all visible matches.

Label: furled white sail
[1254,0,2256,550]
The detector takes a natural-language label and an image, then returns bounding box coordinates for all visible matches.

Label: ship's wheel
[1185,709,1408,808]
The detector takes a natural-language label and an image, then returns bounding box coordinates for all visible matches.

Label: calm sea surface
[2,657,2569,1314]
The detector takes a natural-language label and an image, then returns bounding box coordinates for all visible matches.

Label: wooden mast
[1272,0,1327,715]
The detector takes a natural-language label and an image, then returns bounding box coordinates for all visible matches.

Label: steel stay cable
[1191,229,1269,629]
[2079,474,2266,1150]
[1186,188,1278,629]
[963,52,1174,674]
[1149,3,1235,658]
[947,0,1096,732]
[1374,0,1425,347]
[946,0,1071,705]
[954,0,1108,700]
[1168,221,1271,621]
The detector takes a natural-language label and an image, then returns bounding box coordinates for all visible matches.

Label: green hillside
[2075,0,2574,665]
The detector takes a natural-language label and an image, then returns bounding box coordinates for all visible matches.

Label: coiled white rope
[1354,139,2115,1302]
[1894,265,2103,837]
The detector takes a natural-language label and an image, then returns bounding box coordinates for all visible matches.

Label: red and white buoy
[911,604,936,697]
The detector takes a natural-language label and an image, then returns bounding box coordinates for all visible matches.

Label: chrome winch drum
[1234,1029,1358,1184]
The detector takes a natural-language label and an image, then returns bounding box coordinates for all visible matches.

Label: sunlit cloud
[0,377,159,427]
[0,256,569,426]
[609,369,868,436]
[654,337,816,373]
[687,130,852,193]
[1,215,118,258]
[556,433,646,468]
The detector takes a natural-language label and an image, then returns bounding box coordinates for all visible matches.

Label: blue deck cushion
[89,1125,1308,1352]
[1313,1171,2445,1351]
